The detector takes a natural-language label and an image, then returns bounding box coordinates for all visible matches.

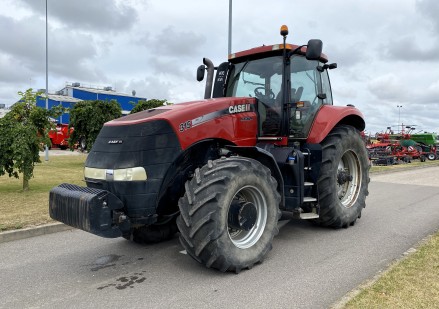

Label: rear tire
[315,125,370,228]
[177,157,281,273]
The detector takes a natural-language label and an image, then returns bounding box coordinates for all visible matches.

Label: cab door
[288,56,327,138]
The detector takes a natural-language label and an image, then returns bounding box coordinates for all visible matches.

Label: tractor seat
[274,86,304,104]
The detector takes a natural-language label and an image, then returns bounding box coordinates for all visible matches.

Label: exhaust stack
[202,58,215,99]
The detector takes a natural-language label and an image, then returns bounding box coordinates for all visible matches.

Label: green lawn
[0,155,86,231]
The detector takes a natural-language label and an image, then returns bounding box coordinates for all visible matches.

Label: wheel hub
[228,201,257,231]
[337,169,353,185]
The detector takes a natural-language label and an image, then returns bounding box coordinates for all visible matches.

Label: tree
[130,99,169,114]
[68,99,122,150]
[0,89,61,190]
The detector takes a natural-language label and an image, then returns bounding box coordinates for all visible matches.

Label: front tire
[177,157,281,273]
[315,125,370,228]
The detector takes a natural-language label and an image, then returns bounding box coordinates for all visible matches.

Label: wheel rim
[337,150,361,208]
[428,153,436,160]
[227,185,267,249]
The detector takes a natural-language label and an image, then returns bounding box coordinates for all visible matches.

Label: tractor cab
[200,25,337,140]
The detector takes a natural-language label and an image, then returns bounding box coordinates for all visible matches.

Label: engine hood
[106,97,258,150]
[106,97,255,126]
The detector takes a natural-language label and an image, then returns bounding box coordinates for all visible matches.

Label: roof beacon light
[280,25,289,37]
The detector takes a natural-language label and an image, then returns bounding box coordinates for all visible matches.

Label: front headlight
[113,167,147,181]
[84,167,147,181]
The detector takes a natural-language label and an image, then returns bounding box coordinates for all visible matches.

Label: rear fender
[307,105,365,144]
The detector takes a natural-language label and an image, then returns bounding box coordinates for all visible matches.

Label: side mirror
[306,39,323,60]
[317,62,338,72]
[197,65,205,81]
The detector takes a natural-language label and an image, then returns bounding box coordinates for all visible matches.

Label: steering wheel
[254,87,275,100]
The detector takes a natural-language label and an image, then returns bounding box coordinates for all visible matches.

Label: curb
[0,223,75,244]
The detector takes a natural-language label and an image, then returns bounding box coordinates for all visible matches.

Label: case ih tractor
[50,26,369,273]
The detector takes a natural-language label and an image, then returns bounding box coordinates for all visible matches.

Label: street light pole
[228,0,232,56]
[45,0,49,161]
[397,105,402,131]
[45,0,48,110]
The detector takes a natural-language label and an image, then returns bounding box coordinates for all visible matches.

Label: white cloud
[0,0,438,133]
[368,74,404,102]
[19,0,138,32]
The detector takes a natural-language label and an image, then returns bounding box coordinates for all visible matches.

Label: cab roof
[228,43,328,63]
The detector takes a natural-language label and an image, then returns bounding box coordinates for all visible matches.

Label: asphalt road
[1,167,439,309]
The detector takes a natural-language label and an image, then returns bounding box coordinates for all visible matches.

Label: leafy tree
[130,99,169,114]
[68,99,122,150]
[0,89,61,190]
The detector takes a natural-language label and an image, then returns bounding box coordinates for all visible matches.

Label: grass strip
[0,155,86,231]
[370,157,439,173]
[342,232,439,309]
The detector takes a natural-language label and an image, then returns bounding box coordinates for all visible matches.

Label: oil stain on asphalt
[89,255,148,290]
[97,271,147,290]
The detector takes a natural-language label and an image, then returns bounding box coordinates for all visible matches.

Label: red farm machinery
[48,123,72,150]
[367,126,437,165]
[49,26,370,272]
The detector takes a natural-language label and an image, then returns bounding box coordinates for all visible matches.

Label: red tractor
[49,26,369,272]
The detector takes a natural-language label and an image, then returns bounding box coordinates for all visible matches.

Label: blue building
[36,94,82,124]
[36,82,147,124]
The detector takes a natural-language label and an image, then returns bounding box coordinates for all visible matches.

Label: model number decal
[179,104,253,132]
[229,104,251,114]
[179,120,192,132]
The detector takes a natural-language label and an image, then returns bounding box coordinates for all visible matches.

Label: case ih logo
[108,140,123,144]
[229,104,251,114]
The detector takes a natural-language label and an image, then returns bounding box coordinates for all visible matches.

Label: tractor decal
[188,104,255,129]
[229,103,251,114]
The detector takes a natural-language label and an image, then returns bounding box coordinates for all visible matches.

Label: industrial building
[36,82,146,124]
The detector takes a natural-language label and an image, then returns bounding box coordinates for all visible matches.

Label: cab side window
[321,69,333,105]
[290,65,318,103]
